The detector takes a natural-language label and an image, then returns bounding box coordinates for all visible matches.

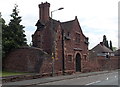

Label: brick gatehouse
[32,2,89,74]
[4,2,119,76]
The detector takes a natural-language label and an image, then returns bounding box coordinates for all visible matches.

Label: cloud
[24,26,35,44]
[0,0,119,49]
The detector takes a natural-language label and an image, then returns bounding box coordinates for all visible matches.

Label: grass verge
[2,71,29,77]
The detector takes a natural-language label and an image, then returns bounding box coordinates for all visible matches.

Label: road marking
[115,76,117,78]
[106,77,109,80]
[85,81,101,85]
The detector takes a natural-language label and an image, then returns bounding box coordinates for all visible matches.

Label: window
[65,32,71,40]
[68,55,72,61]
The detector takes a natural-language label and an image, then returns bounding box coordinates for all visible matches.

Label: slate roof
[34,17,85,37]
[61,17,86,38]
[90,42,112,53]
[114,49,120,56]
[50,18,60,30]
[61,19,75,31]
[34,18,60,32]
[35,20,45,30]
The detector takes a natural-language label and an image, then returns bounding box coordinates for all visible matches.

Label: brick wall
[3,46,65,76]
[4,47,52,74]
[3,47,119,76]
[97,56,119,70]
[82,56,119,73]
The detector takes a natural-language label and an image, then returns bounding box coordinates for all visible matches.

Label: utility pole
[61,28,65,75]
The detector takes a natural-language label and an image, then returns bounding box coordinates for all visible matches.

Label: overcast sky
[0,0,119,49]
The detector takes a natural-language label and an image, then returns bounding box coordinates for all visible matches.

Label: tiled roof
[90,42,112,53]
[61,19,75,31]
[114,49,120,56]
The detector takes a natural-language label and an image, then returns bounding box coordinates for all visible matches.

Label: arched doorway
[75,53,81,72]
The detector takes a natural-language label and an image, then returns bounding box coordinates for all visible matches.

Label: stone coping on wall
[10,46,49,55]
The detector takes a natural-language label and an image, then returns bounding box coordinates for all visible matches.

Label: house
[32,2,89,74]
[88,42,119,70]
[114,49,120,56]
[3,2,119,75]
[89,42,113,60]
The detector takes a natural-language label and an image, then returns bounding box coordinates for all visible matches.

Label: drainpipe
[62,28,65,75]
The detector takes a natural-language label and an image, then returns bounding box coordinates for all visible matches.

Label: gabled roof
[61,19,75,31]
[34,16,87,39]
[90,42,112,53]
[61,16,87,39]
[114,49,120,56]
[34,18,60,32]
[50,18,60,31]
[35,20,45,30]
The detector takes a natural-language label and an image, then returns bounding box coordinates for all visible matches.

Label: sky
[0,0,119,49]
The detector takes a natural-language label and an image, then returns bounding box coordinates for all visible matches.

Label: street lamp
[51,7,64,77]
[51,7,64,19]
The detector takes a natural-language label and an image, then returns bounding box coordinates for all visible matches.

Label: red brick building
[32,2,89,74]
[3,2,119,75]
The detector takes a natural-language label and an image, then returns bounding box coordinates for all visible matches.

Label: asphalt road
[38,71,118,85]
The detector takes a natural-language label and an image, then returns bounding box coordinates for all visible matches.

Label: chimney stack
[100,42,104,46]
[38,2,50,23]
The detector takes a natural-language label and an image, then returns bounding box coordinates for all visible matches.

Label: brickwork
[32,2,89,74]
[3,2,119,77]
[3,47,119,76]
[97,56,119,70]
[57,18,89,73]
[82,56,119,73]
[4,47,52,73]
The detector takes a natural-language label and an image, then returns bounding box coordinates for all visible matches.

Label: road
[38,71,118,85]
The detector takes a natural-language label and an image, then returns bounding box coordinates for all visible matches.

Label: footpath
[2,70,117,86]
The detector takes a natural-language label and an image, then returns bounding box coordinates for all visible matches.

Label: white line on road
[85,81,101,85]
[106,77,109,80]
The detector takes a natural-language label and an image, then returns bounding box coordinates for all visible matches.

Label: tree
[8,4,27,46]
[106,40,109,48]
[112,47,117,51]
[103,35,109,48]
[1,15,8,58]
[2,4,27,58]
[109,40,113,51]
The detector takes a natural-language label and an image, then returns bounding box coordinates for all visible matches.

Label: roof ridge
[61,19,75,24]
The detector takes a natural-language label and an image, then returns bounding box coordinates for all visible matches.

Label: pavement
[2,70,118,86]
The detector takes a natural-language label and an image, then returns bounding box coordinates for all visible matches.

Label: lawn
[2,71,29,77]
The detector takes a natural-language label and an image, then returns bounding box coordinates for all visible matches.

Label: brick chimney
[38,2,50,23]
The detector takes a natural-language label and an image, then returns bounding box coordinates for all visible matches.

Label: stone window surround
[67,53,73,62]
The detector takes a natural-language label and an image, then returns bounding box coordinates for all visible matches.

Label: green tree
[109,40,113,51]
[1,15,8,58]
[106,40,109,48]
[0,13,2,67]
[2,4,27,58]
[112,47,117,51]
[8,4,27,46]
[103,35,109,48]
